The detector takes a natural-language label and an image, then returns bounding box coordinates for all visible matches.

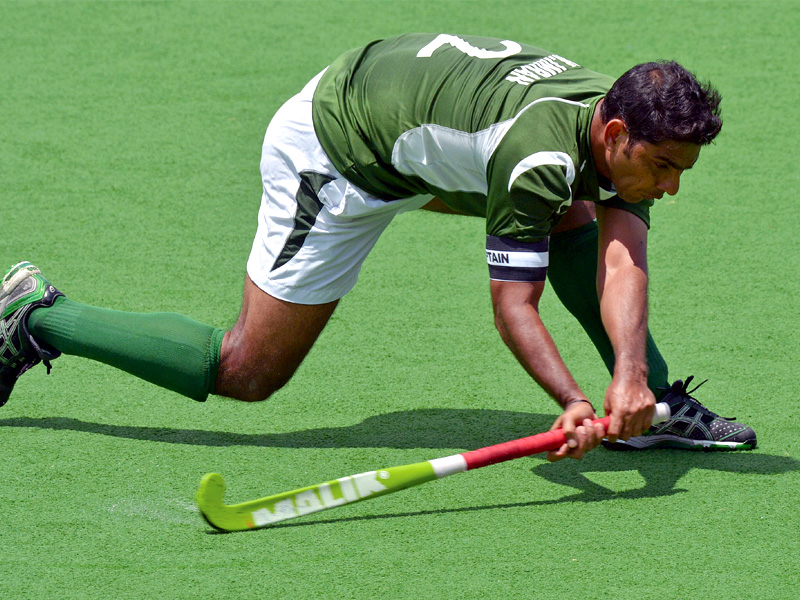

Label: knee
[216,346,293,403]
[234,386,278,403]
[224,367,293,403]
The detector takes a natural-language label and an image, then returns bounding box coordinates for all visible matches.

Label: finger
[593,421,606,441]
[634,413,649,437]
[582,421,603,455]
[582,419,602,450]
[561,413,579,449]
[567,424,592,460]
[568,448,586,460]
[606,412,623,443]
[631,406,653,438]
[569,437,587,459]
[621,411,643,440]
[619,416,633,441]
[546,443,569,462]
[642,404,656,433]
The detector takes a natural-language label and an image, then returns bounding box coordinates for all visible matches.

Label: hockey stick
[197,402,671,531]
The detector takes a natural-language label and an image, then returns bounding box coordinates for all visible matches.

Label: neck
[590,99,611,179]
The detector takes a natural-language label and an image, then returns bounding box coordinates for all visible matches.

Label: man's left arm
[595,204,656,442]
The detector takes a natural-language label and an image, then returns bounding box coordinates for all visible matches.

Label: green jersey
[312,33,651,242]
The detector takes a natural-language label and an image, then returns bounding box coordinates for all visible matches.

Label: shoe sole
[603,434,757,451]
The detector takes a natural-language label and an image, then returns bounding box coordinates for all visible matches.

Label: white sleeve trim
[508,151,576,193]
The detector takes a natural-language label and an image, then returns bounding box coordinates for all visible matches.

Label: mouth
[620,191,662,204]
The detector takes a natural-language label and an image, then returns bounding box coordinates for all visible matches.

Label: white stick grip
[652,401,671,425]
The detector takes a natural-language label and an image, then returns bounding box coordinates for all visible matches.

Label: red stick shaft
[461,416,612,470]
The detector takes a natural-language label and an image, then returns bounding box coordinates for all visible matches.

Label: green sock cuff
[28,295,70,333]
[204,328,225,399]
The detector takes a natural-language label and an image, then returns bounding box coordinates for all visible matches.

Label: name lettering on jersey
[250,471,388,527]
[505,54,581,86]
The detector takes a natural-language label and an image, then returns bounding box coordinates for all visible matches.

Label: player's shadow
[0,408,556,451]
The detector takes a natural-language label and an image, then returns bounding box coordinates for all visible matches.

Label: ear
[603,119,628,150]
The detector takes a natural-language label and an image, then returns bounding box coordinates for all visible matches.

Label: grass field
[2,1,799,598]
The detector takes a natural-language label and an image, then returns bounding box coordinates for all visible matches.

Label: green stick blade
[197,461,438,532]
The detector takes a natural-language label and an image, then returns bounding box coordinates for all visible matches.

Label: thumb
[560,412,579,449]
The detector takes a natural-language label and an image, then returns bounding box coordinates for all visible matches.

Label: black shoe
[602,376,757,450]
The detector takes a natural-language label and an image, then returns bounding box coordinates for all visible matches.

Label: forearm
[595,205,651,386]
[597,260,656,438]
[491,281,586,407]
[598,263,649,382]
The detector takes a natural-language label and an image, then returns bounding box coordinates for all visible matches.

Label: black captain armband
[486,236,549,282]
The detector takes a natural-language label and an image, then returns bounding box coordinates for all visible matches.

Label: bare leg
[215,275,338,401]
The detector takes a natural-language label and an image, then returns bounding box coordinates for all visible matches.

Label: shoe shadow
[529,448,800,502]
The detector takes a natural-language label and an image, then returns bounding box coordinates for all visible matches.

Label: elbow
[491,298,510,341]
[489,280,544,342]
[492,298,524,346]
[493,309,508,340]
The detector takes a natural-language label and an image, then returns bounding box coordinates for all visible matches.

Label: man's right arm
[490,278,604,460]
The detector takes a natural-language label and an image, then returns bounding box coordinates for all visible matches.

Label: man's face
[608,136,701,203]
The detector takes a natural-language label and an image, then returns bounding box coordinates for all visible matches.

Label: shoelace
[658,376,736,421]
[27,333,55,375]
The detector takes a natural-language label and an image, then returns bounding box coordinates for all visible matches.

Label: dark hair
[601,61,722,146]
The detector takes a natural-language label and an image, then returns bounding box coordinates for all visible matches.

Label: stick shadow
[241,450,799,533]
[4,409,797,532]
[211,449,800,533]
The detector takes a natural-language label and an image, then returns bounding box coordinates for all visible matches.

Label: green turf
[2,0,799,598]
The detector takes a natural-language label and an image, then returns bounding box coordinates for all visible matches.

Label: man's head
[595,61,722,203]
[602,60,722,147]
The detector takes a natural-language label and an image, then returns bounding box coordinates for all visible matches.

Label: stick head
[196,472,252,532]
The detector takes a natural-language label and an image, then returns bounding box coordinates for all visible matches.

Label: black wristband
[563,398,595,411]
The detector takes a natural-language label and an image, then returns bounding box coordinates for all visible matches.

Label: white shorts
[247,70,431,305]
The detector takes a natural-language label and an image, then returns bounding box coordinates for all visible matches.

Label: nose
[657,172,681,196]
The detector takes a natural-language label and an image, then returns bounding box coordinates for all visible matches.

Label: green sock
[27,297,224,401]
[548,221,669,397]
